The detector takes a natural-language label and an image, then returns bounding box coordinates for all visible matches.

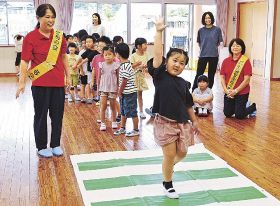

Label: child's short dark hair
[66,34,73,41]
[113,35,124,45]
[73,33,78,38]
[135,37,147,48]
[80,35,87,42]
[166,48,189,65]
[132,37,147,53]
[92,33,100,40]
[78,29,88,39]
[86,35,95,42]
[103,45,115,54]
[97,36,112,45]
[68,42,77,49]
[197,75,209,83]
[115,43,130,59]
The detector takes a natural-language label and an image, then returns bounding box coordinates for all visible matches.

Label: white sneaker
[112,122,118,129]
[202,108,208,116]
[68,94,73,102]
[75,96,81,101]
[139,112,146,119]
[96,119,101,123]
[100,123,106,131]
[163,187,179,199]
[198,107,203,116]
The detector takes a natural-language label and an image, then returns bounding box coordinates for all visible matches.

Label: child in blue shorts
[114,43,139,137]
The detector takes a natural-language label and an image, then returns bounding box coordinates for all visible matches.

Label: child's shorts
[70,74,79,87]
[15,52,21,66]
[153,114,194,153]
[119,92,137,118]
[80,75,87,85]
[135,71,148,91]
[100,92,117,99]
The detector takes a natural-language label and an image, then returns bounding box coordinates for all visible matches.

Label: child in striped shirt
[114,43,139,137]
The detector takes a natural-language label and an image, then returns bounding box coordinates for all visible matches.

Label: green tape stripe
[84,168,236,191]
[78,153,214,171]
[91,186,266,206]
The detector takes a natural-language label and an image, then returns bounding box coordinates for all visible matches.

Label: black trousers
[31,86,65,150]
[192,57,219,91]
[223,93,256,119]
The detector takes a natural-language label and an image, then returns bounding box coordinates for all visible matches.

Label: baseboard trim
[0,73,17,77]
[271,78,280,81]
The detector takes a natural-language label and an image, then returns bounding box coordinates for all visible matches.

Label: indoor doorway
[238,1,268,77]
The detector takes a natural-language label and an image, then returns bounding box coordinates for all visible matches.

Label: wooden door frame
[236,2,250,38]
[236,0,277,80]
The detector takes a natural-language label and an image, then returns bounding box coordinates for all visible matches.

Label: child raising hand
[148,17,199,199]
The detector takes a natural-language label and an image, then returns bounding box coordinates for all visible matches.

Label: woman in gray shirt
[192,11,223,92]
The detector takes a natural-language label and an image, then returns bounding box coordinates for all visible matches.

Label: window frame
[72,0,216,44]
[0,0,35,45]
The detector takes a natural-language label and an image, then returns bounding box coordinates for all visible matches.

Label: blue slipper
[38,148,53,158]
[52,146,64,156]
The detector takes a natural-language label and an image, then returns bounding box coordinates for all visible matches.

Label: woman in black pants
[192,11,223,92]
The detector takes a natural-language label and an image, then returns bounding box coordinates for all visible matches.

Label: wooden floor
[0,71,280,205]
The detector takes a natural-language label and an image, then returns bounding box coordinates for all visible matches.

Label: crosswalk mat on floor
[70,143,280,206]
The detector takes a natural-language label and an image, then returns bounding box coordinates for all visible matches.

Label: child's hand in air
[154,16,167,32]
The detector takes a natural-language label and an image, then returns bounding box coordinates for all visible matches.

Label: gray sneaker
[125,130,140,137]
[86,98,93,104]
[145,107,155,117]
[114,127,126,135]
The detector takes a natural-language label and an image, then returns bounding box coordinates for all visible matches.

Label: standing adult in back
[87,13,105,37]
[192,11,223,92]
[16,4,70,158]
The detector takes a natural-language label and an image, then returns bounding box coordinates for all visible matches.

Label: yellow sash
[227,55,248,90]
[28,30,63,81]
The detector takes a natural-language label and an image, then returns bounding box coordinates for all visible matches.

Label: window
[0,1,36,45]
[7,2,36,44]
[131,3,161,43]
[0,2,8,44]
[97,4,127,41]
[71,2,127,42]
[165,4,191,53]
[70,2,97,35]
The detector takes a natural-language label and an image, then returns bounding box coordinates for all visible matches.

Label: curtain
[33,0,47,10]
[58,0,74,34]
[216,0,229,45]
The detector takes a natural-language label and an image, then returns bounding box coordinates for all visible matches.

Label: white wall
[0,47,17,74]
